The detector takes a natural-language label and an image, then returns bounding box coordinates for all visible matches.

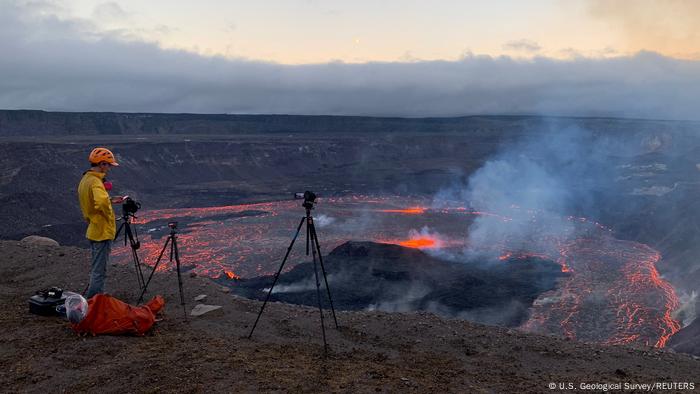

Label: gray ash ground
[2,240,699,393]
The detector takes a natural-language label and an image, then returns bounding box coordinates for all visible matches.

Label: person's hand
[111,196,126,204]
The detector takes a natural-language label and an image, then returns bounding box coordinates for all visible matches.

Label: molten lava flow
[523,237,681,348]
[398,237,437,249]
[610,248,681,348]
[498,252,512,261]
[380,207,426,214]
[111,195,681,348]
[224,270,241,280]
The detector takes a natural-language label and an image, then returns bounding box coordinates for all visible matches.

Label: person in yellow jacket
[78,147,125,298]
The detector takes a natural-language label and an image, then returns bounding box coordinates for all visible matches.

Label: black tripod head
[294,190,317,211]
[121,197,141,217]
[120,211,137,224]
[168,221,178,234]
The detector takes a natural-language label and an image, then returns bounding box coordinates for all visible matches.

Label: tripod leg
[311,224,339,329]
[306,219,310,255]
[137,236,171,303]
[172,236,187,320]
[248,216,306,339]
[310,234,329,353]
[125,224,145,291]
[114,222,124,242]
[130,223,146,287]
[131,248,144,291]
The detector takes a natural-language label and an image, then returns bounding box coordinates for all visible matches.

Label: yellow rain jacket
[78,171,116,241]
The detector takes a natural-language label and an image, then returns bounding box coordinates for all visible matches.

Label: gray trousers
[87,240,112,298]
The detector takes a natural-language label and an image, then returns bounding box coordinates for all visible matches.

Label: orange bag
[72,294,165,336]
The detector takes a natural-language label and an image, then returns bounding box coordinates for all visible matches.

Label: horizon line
[2,108,699,125]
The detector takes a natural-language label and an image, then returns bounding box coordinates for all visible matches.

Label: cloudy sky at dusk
[1,0,699,119]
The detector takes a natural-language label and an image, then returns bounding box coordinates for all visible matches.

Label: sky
[58,0,700,63]
[1,0,700,119]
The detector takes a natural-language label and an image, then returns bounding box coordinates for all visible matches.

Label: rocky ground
[1,240,699,393]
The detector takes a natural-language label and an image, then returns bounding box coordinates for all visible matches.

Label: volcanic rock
[20,235,59,247]
[190,304,222,317]
[194,294,207,302]
[669,317,700,356]
[231,241,566,327]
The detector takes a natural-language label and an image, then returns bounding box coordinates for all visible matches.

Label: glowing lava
[380,207,427,214]
[397,237,437,249]
[112,195,681,348]
[523,237,681,348]
[224,271,241,280]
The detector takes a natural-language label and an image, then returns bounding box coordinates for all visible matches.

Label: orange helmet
[88,147,119,166]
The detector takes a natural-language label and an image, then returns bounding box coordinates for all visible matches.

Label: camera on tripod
[251,188,338,353]
[122,197,141,216]
[168,221,178,230]
[294,190,317,210]
[115,196,146,293]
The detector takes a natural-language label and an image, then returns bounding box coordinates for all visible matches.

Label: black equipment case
[29,288,66,316]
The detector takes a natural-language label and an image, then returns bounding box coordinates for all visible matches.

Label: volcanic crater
[106,195,684,348]
[229,240,566,327]
[2,113,698,354]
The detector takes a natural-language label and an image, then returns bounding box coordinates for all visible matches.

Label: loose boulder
[21,235,59,247]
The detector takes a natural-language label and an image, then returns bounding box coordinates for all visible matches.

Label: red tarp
[72,294,165,336]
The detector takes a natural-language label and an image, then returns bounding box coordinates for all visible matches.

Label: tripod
[249,197,338,353]
[114,211,146,293]
[138,222,187,319]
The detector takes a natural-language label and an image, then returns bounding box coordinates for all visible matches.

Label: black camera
[168,221,178,229]
[37,286,63,299]
[294,190,317,209]
[122,197,141,215]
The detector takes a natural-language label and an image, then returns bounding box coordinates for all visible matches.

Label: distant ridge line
[0,109,697,136]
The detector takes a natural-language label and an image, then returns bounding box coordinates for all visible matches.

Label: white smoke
[406,226,445,248]
[263,274,319,294]
[366,283,431,312]
[313,214,336,228]
[433,123,635,259]
[673,291,698,327]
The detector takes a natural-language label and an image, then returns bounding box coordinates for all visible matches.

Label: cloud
[1,2,700,120]
[502,39,541,53]
[92,2,129,23]
[588,0,700,59]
